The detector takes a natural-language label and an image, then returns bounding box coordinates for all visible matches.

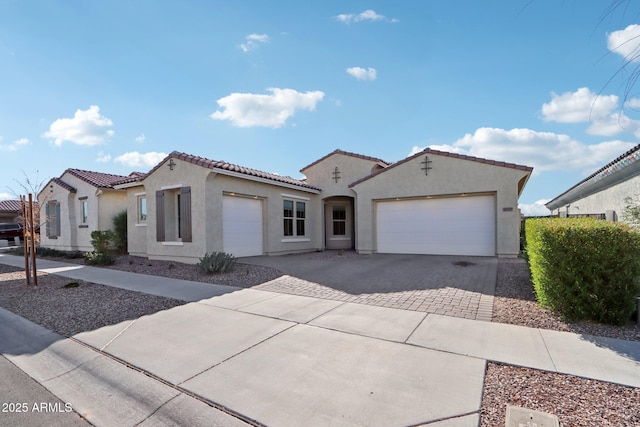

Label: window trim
[283,198,306,237]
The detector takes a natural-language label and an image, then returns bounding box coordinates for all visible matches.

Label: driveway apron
[242,252,497,320]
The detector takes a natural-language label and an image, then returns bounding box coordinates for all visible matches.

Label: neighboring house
[546,145,640,221]
[117,148,532,263]
[38,169,133,252]
[0,200,22,223]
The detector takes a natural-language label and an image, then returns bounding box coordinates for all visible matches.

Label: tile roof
[66,169,132,189]
[50,177,77,193]
[300,149,390,172]
[349,147,533,187]
[148,151,320,191]
[0,199,22,212]
[546,144,640,210]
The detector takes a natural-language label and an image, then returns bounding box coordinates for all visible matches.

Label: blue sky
[2,1,640,215]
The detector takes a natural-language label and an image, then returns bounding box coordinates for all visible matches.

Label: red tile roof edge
[65,169,132,189]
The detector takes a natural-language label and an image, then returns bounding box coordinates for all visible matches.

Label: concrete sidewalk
[1,254,640,426]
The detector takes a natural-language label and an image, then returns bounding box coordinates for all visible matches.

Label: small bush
[526,218,640,325]
[90,230,115,254]
[84,251,115,266]
[197,251,236,274]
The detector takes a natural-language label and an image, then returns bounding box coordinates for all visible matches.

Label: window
[283,199,305,237]
[46,201,61,238]
[138,196,147,222]
[332,206,346,235]
[81,201,88,224]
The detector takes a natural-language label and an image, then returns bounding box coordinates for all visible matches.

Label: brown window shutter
[180,186,192,242]
[156,190,165,242]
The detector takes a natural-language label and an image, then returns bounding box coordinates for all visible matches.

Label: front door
[325,201,353,250]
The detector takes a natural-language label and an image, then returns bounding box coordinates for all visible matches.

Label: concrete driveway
[242,251,497,321]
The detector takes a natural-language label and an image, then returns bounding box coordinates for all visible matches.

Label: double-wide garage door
[222,196,263,257]
[376,195,496,256]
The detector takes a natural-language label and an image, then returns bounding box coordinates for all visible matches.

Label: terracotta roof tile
[66,169,131,189]
[51,177,77,193]
[0,200,22,212]
[147,151,320,191]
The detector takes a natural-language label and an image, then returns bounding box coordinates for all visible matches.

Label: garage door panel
[223,196,263,257]
[376,196,495,256]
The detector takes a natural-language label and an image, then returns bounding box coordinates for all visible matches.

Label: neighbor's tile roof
[50,177,77,193]
[0,200,22,212]
[66,169,132,189]
[299,149,390,172]
[349,147,533,187]
[148,151,320,191]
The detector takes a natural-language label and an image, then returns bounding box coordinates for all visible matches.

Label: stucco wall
[351,153,529,257]
[139,157,321,264]
[549,175,640,221]
[302,153,381,198]
[39,173,127,252]
[125,184,148,257]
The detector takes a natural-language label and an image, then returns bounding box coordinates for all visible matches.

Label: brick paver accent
[247,253,497,321]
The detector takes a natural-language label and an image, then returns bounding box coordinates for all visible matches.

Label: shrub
[84,230,116,266]
[197,251,236,274]
[112,210,128,254]
[84,251,115,266]
[526,218,640,325]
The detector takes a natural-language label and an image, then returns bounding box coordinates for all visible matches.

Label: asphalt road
[0,355,89,427]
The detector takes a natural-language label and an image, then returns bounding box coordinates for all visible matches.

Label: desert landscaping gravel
[1,253,639,426]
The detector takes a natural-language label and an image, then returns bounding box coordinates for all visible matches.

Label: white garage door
[223,196,263,257]
[376,195,495,256]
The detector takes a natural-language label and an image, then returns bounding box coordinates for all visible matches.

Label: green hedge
[526,218,640,325]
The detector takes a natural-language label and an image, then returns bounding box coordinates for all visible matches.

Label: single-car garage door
[223,196,263,257]
[376,195,495,256]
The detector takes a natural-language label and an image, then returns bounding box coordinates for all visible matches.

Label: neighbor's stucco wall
[125,184,148,257]
[351,153,530,258]
[549,175,640,221]
[38,173,127,252]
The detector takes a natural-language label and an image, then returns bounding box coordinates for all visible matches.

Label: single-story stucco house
[38,169,138,252]
[116,148,532,263]
[546,144,640,221]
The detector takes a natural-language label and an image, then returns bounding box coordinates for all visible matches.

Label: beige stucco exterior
[548,175,640,221]
[122,149,532,263]
[39,171,127,252]
[349,152,530,257]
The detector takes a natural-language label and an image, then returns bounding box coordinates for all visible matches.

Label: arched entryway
[324,196,354,250]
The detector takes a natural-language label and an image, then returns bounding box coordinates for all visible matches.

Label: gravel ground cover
[2,253,639,426]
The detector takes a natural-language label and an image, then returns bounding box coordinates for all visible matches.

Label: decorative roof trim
[65,168,131,189]
[349,147,533,187]
[300,149,390,172]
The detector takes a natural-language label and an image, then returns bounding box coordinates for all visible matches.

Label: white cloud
[211,88,325,128]
[114,151,167,168]
[0,192,12,201]
[135,133,146,143]
[346,66,377,81]
[519,199,551,217]
[0,137,30,152]
[334,9,397,24]
[240,33,269,52]
[43,105,114,146]
[541,87,618,123]
[607,24,640,61]
[450,127,636,174]
[408,144,467,157]
[96,151,111,163]
[586,111,640,136]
